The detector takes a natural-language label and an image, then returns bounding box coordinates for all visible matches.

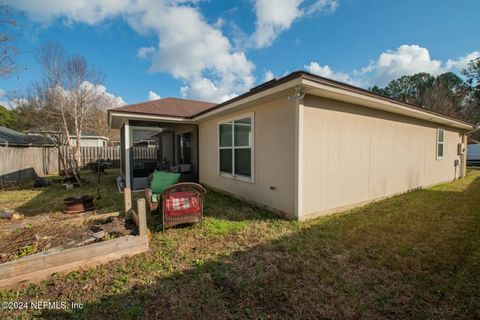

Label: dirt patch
[89,216,135,237]
[0,217,136,264]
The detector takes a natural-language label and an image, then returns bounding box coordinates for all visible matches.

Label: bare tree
[0,4,18,77]
[19,42,113,185]
[84,106,120,144]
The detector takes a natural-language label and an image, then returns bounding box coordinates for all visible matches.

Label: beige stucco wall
[198,96,296,217]
[300,95,464,219]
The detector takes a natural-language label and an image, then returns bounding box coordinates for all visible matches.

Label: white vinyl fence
[67,146,157,167]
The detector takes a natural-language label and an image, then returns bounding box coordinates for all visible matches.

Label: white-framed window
[218,113,254,182]
[437,128,445,160]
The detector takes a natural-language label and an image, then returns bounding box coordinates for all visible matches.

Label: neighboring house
[70,131,109,147]
[133,139,158,148]
[27,130,109,147]
[467,136,479,144]
[467,142,480,166]
[0,126,53,147]
[0,126,57,184]
[108,71,473,220]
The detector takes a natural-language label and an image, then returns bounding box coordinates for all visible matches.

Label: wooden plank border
[0,234,149,289]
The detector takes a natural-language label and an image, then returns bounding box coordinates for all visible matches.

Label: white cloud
[148,90,161,101]
[251,0,302,49]
[306,45,480,88]
[6,0,256,103]
[180,76,243,102]
[0,88,14,109]
[4,0,131,24]
[81,81,127,107]
[263,70,275,82]
[137,46,155,59]
[0,89,28,110]
[304,0,339,14]
[251,0,338,48]
[94,84,126,107]
[446,51,480,70]
[356,45,444,86]
[136,4,255,102]
[304,62,357,85]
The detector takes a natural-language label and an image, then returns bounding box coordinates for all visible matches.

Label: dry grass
[0,169,479,319]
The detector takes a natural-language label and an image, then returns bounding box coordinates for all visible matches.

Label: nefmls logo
[30,301,68,310]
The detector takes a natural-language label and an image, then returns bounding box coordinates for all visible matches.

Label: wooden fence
[0,146,158,184]
[0,146,59,185]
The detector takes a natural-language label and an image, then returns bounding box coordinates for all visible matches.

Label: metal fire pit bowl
[63,195,95,214]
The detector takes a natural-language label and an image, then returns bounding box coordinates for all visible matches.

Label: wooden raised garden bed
[0,199,150,289]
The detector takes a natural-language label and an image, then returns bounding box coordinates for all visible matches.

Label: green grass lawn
[0,169,124,217]
[1,169,480,319]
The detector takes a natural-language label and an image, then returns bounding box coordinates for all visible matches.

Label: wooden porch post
[124,120,132,216]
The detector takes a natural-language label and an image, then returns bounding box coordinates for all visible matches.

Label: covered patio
[125,122,198,190]
[108,98,216,212]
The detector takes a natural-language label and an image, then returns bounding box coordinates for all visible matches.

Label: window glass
[235,118,251,125]
[219,149,233,173]
[234,149,251,177]
[437,143,444,158]
[437,128,445,159]
[234,120,251,147]
[438,129,445,143]
[219,116,252,179]
[219,123,232,147]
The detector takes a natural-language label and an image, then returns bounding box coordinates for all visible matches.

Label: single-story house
[27,130,109,147]
[70,131,109,147]
[108,71,473,220]
[0,126,54,147]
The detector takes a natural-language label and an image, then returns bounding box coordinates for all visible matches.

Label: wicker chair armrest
[144,187,158,212]
[161,182,206,198]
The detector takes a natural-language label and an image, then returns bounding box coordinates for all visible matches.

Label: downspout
[289,86,306,219]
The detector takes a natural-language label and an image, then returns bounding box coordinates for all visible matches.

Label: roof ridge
[110,96,216,111]
[162,97,217,105]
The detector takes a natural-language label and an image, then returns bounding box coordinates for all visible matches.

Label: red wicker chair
[161,182,206,233]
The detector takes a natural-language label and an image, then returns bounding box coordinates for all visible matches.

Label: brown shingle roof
[110,97,217,118]
[109,72,472,127]
[193,71,473,126]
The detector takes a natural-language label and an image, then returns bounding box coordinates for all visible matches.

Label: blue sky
[1,0,479,107]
